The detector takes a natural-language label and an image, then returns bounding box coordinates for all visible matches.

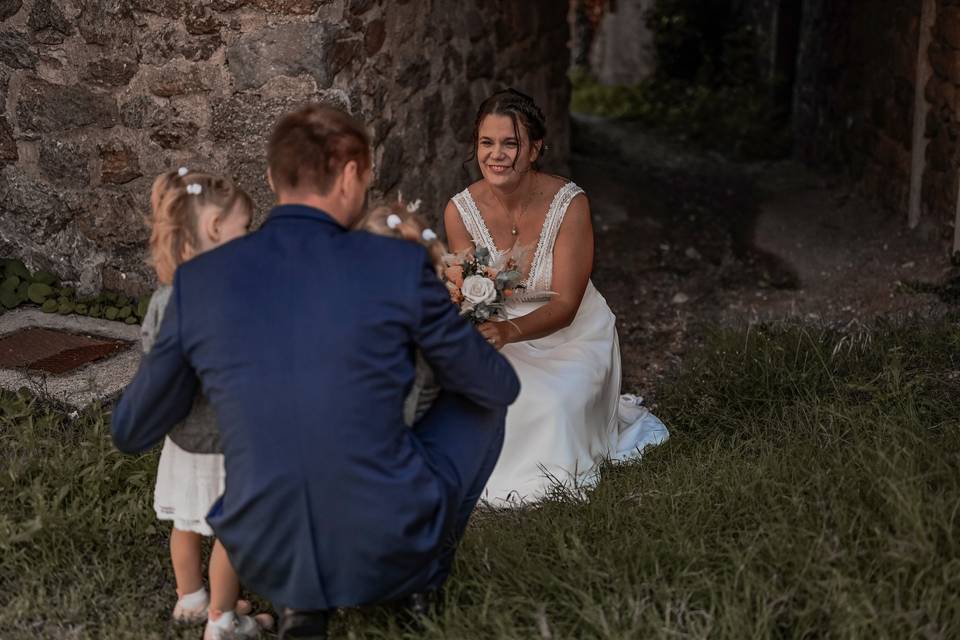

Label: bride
[444,88,669,506]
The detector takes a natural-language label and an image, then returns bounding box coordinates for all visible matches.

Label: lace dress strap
[451,188,499,257]
[525,182,585,293]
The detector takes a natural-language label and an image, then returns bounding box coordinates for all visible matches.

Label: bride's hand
[478,321,519,350]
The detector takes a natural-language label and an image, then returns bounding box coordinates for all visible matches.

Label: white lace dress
[452,182,669,506]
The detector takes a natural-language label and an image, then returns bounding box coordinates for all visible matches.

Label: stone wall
[0,0,571,295]
[794,1,919,222]
[920,0,960,245]
[793,0,960,252]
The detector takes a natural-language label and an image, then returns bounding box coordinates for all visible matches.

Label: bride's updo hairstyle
[469,88,548,171]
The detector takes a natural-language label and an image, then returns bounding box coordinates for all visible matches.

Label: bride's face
[477,114,540,189]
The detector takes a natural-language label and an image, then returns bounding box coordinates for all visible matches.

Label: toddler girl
[144,168,269,640]
[361,199,446,425]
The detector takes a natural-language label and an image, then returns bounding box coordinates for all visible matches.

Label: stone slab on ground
[0,308,140,408]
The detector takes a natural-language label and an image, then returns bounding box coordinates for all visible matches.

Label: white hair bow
[186,183,203,195]
[421,229,437,242]
[178,167,189,177]
[386,214,402,229]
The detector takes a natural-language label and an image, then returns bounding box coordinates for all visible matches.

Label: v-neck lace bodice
[451,182,584,299]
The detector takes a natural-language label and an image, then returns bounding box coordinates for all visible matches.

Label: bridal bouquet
[441,246,526,324]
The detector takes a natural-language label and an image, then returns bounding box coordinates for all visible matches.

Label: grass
[2,319,960,638]
[569,68,792,161]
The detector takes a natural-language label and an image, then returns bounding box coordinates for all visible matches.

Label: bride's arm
[444,200,475,253]
[480,194,594,347]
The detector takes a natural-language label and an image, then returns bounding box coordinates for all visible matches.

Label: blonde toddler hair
[361,199,447,275]
[148,168,253,285]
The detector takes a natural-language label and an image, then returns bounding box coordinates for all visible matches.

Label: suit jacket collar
[264,204,347,230]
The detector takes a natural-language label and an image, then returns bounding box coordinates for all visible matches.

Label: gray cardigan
[140,286,222,454]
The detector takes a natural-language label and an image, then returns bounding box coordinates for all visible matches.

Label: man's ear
[267,168,275,194]
[341,160,359,194]
[338,160,364,202]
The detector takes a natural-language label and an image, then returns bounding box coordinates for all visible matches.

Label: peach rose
[445,265,464,288]
[446,282,464,304]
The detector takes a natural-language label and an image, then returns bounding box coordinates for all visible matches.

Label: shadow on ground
[572,114,956,399]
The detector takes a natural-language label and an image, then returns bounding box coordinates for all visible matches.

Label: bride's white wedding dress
[452,181,669,506]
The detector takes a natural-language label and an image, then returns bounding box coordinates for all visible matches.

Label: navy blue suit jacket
[112,205,520,609]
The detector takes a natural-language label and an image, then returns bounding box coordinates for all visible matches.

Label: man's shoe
[395,589,444,631]
[406,591,439,618]
[278,608,329,640]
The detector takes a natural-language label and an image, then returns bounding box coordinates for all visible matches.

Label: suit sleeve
[413,255,520,408]
[111,277,199,454]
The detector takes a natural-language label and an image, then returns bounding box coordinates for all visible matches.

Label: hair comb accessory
[186,183,203,195]
[386,214,402,229]
[421,228,437,242]
[406,199,422,213]
[178,167,189,177]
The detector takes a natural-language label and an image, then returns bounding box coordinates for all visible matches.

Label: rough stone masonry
[793,0,960,255]
[0,1,571,295]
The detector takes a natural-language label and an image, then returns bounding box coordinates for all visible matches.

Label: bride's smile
[445,88,669,506]
[477,113,541,188]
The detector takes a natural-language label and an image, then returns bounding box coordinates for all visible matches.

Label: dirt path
[572,115,955,399]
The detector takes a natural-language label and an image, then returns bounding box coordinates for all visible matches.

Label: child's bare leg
[170,528,204,596]
[208,540,240,619]
[206,540,274,635]
[170,528,209,624]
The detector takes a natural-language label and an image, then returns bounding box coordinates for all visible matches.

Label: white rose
[461,275,497,305]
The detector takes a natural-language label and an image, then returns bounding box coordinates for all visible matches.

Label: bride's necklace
[491,173,537,237]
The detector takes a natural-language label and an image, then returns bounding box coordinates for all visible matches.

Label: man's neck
[276,193,353,228]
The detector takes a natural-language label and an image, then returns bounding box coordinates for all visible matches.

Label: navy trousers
[411,391,506,590]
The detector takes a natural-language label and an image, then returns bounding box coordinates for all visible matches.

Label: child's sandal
[172,589,209,625]
[202,612,271,640]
